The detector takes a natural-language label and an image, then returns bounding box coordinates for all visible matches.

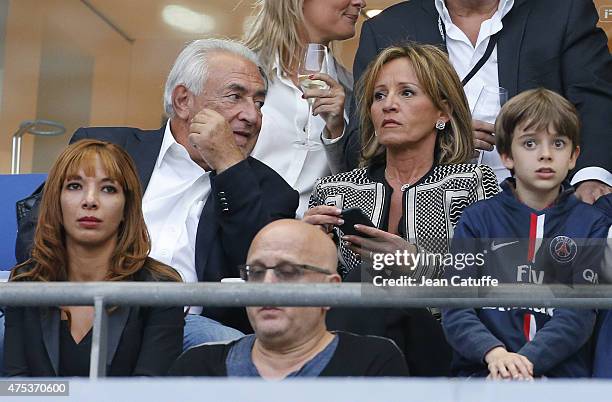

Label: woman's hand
[342,225,417,272]
[301,73,346,139]
[303,205,343,234]
[485,347,534,380]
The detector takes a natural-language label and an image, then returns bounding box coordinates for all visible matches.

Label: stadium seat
[0,174,46,275]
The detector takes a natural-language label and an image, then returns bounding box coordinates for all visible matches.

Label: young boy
[442,88,609,379]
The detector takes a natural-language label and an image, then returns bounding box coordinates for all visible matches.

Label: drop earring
[435,120,446,130]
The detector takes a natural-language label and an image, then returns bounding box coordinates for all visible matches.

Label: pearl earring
[435,120,446,130]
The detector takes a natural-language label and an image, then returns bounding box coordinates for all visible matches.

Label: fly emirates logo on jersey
[511,211,594,285]
[516,264,544,284]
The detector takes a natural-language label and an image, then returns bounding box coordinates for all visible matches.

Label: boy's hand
[485,347,534,380]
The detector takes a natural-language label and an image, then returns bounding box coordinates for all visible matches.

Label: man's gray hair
[163,38,265,118]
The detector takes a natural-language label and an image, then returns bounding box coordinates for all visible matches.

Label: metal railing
[2,282,612,378]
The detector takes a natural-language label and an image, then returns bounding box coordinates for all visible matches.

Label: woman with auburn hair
[244,0,365,216]
[304,43,499,376]
[4,139,183,377]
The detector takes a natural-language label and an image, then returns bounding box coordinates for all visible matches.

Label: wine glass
[472,86,508,164]
[295,44,329,150]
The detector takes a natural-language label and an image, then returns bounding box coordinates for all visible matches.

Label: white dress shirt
[142,122,210,314]
[251,54,346,217]
[436,0,514,182]
[436,0,612,187]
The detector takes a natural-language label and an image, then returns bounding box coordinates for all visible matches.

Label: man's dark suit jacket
[15,126,299,332]
[3,265,184,377]
[340,0,612,174]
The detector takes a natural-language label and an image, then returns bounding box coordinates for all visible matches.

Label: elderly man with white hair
[15,39,299,349]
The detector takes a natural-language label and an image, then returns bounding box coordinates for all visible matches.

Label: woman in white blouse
[244,0,366,216]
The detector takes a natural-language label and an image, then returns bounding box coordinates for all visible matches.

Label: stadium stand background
[0,0,609,176]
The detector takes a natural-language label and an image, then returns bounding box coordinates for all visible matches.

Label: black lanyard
[438,16,500,87]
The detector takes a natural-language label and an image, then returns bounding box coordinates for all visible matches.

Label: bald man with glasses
[169,219,408,378]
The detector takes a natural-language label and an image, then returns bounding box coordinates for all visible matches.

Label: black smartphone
[337,207,375,237]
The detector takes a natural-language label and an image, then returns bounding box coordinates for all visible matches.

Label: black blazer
[15,126,299,332]
[3,266,184,377]
[343,0,612,174]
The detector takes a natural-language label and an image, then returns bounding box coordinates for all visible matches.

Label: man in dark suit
[15,39,299,344]
[342,0,611,203]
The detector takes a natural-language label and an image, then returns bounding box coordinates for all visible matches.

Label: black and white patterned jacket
[309,163,500,279]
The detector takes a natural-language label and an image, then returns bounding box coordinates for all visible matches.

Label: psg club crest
[549,236,577,264]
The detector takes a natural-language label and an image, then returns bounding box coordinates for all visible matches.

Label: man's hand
[472,119,496,158]
[485,347,534,380]
[302,73,346,139]
[188,109,245,173]
[574,180,612,204]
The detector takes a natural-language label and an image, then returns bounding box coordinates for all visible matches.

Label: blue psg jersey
[442,179,609,377]
[450,180,609,286]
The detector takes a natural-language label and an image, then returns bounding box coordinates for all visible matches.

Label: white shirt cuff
[321,126,345,145]
[570,167,612,187]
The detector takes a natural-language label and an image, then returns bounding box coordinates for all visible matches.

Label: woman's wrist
[324,121,344,139]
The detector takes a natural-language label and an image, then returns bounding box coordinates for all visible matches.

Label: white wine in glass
[295,44,329,150]
[297,74,329,97]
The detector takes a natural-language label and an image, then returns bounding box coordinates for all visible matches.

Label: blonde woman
[305,43,499,279]
[244,0,366,216]
[304,43,499,376]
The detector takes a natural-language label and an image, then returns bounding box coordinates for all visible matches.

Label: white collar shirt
[435,0,611,187]
[251,54,347,216]
[436,0,514,182]
[142,122,210,314]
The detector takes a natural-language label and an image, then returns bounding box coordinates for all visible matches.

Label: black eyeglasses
[238,264,331,282]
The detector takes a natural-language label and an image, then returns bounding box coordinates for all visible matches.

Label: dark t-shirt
[59,321,92,377]
[169,331,409,377]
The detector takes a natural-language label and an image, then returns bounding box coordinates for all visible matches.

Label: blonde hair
[495,88,580,156]
[357,44,474,167]
[244,0,306,78]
